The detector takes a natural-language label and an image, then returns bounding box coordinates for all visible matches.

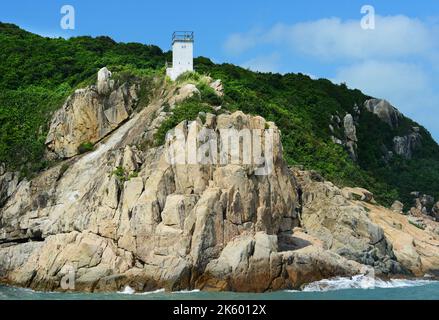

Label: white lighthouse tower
[166,31,194,81]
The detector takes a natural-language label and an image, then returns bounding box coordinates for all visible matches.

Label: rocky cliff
[1,69,439,293]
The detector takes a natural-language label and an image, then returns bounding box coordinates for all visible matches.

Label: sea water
[1,275,439,300]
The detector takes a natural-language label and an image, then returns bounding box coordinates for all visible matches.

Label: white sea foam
[139,288,165,295]
[118,286,135,294]
[172,289,201,294]
[117,286,166,295]
[298,275,436,292]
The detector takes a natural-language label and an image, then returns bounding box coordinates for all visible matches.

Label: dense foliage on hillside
[1,22,438,206]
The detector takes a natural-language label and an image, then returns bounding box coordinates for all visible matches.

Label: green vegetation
[408,219,426,230]
[77,142,94,154]
[154,97,215,146]
[1,22,438,208]
[193,59,439,206]
[111,166,139,182]
[0,22,165,176]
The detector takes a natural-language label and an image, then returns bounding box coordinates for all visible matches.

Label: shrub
[112,166,139,182]
[78,142,94,154]
[154,98,213,146]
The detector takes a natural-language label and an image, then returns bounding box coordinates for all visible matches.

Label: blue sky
[1,0,439,141]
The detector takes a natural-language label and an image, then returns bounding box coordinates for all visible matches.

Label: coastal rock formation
[45,67,139,158]
[364,99,402,129]
[294,168,439,277]
[293,169,403,275]
[2,71,439,293]
[366,204,439,277]
[3,75,370,292]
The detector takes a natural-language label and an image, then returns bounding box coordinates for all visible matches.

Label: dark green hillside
[1,22,438,207]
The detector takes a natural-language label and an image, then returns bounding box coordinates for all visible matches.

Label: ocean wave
[172,289,201,294]
[117,286,165,295]
[297,275,437,292]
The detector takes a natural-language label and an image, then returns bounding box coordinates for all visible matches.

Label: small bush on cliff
[111,166,138,182]
[154,98,213,146]
[78,142,94,154]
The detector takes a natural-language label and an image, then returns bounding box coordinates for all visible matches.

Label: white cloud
[224,15,437,61]
[223,29,262,56]
[223,15,439,141]
[333,60,439,139]
[241,53,281,73]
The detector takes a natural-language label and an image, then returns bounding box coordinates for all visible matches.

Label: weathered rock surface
[393,130,422,159]
[408,193,436,217]
[3,87,373,293]
[366,204,439,277]
[364,99,402,129]
[0,164,19,207]
[168,83,200,107]
[294,168,439,277]
[3,74,439,293]
[341,187,375,203]
[343,114,358,161]
[45,67,139,158]
[209,79,224,97]
[391,201,404,214]
[343,114,357,142]
[293,169,404,275]
[433,202,439,221]
[97,67,114,95]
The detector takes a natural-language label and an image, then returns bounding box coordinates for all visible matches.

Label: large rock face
[343,114,358,161]
[1,81,373,293]
[364,99,402,129]
[45,68,139,158]
[0,164,18,208]
[293,169,404,275]
[393,129,422,159]
[2,75,439,293]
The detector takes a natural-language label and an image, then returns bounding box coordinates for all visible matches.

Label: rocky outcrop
[341,187,375,203]
[45,67,139,158]
[364,99,402,129]
[3,95,373,292]
[168,83,200,107]
[198,232,365,292]
[393,129,422,160]
[293,169,404,275]
[343,114,358,161]
[343,114,357,142]
[391,201,404,214]
[329,112,358,160]
[2,73,439,293]
[0,164,19,207]
[97,67,114,95]
[293,168,439,277]
[209,79,224,97]
[408,192,436,217]
[366,204,439,277]
[433,202,439,221]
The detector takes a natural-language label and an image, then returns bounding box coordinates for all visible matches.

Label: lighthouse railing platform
[172,31,194,43]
